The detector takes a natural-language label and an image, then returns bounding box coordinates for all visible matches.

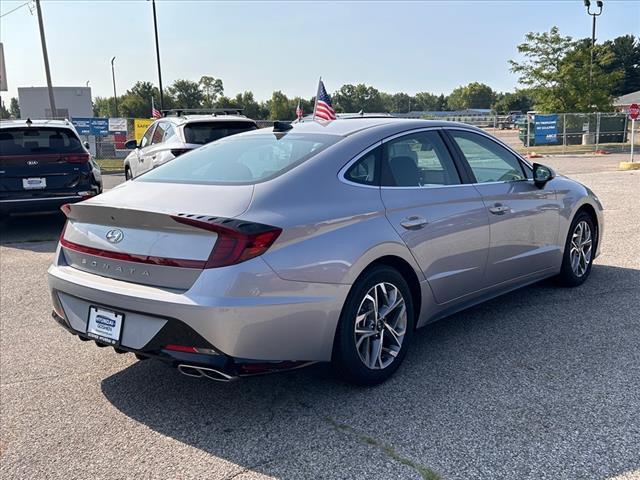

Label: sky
[1,0,639,103]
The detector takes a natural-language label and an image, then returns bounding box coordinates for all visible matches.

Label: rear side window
[382,131,460,187]
[0,128,84,156]
[139,133,340,185]
[345,147,380,186]
[183,121,258,145]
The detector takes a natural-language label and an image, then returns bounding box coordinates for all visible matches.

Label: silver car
[123,110,257,180]
[48,118,603,385]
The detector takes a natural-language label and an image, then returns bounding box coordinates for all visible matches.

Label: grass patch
[96,158,123,172]
[325,417,441,480]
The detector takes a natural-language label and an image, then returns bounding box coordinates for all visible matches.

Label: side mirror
[124,139,138,150]
[533,163,555,188]
[83,141,90,150]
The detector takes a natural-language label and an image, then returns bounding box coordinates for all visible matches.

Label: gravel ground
[1,155,639,480]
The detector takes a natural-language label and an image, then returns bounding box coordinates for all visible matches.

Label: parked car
[49,118,603,385]
[0,119,102,216]
[123,110,258,179]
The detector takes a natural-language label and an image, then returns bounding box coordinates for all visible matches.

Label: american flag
[296,99,303,120]
[151,97,161,119]
[313,80,336,121]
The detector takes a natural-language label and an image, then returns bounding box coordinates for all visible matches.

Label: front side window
[151,123,166,145]
[382,131,460,187]
[139,133,340,185]
[449,130,526,183]
[140,124,156,148]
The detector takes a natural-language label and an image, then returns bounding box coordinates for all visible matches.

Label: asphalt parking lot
[1,155,639,480]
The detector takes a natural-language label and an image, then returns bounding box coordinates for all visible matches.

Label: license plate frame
[86,306,124,346]
[22,177,47,190]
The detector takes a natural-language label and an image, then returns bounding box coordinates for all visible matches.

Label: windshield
[183,121,258,145]
[0,128,84,156]
[139,133,340,185]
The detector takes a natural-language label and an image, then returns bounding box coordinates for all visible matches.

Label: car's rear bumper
[0,194,88,215]
[48,247,350,363]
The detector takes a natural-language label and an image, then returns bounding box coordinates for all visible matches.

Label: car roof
[268,117,478,137]
[0,119,76,129]
[162,114,257,126]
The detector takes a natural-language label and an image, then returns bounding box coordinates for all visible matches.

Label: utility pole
[111,56,118,117]
[584,0,603,111]
[35,0,57,118]
[151,0,164,110]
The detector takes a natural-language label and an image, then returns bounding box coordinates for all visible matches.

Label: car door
[138,122,166,175]
[445,128,562,286]
[131,123,157,177]
[379,129,490,304]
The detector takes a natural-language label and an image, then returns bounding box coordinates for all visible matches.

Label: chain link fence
[78,113,639,171]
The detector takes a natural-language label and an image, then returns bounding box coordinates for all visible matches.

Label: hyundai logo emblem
[105,229,124,244]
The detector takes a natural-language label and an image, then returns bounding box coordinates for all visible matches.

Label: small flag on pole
[313,79,336,121]
[296,99,303,120]
[151,97,161,119]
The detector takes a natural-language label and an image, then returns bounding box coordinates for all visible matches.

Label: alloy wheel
[570,220,592,277]
[354,282,407,370]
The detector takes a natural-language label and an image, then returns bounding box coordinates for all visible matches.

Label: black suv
[0,119,102,215]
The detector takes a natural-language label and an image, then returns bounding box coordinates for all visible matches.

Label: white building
[18,86,93,119]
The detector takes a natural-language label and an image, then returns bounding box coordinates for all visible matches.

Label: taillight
[170,148,191,157]
[60,203,72,217]
[65,153,90,163]
[171,214,282,268]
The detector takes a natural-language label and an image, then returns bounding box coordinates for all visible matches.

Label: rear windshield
[0,128,84,156]
[139,133,340,185]
[183,121,258,145]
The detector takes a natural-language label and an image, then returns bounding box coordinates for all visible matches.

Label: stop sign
[630,103,639,120]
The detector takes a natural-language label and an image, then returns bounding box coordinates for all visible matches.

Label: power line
[0,1,31,19]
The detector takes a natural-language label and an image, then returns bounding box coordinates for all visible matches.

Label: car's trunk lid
[60,181,254,290]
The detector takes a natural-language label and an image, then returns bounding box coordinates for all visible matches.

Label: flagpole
[312,77,321,121]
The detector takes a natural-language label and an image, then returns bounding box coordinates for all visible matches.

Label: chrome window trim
[337,141,383,189]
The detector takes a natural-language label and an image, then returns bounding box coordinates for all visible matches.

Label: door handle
[488,204,510,215]
[400,216,428,230]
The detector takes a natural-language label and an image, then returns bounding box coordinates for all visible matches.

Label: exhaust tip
[177,364,234,382]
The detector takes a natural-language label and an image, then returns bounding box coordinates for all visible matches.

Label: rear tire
[125,167,132,181]
[332,265,414,386]
[556,211,596,287]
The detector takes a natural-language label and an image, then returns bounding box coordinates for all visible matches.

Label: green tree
[333,84,386,113]
[199,76,224,108]
[602,35,640,96]
[9,97,20,118]
[447,82,495,110]
[266,91,294,120]
[0,98,10,119]
[492,90,533,114]
[167,79,204,109]
[387,92,412,113]
[413,92,441,111]
[510,27,620,112]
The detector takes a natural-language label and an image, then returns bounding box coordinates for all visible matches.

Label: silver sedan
[48,118,603,385]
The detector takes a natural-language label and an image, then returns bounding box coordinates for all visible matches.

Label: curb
[619,162,640,171]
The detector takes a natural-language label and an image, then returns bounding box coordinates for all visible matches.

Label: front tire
[333,265,414,386]
[125,166,132,181]
[557,211,596,287]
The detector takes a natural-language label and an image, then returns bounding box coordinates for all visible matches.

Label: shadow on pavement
[100,263,640,480]
[0,212,65,248]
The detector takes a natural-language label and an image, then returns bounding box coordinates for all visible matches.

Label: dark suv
[0,119,102,215]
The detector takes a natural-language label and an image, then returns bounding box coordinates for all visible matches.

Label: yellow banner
[134,118,154,142]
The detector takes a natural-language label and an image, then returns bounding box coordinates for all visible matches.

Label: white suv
[123,109,258,179]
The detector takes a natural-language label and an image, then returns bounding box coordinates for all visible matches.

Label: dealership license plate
[22,177,47,190]
[87,307,124,345]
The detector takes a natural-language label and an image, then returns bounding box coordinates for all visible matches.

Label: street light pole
[584,0,603,111]
[35,0,57,118]
[151,0,164,110]
[111,56,118,117]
